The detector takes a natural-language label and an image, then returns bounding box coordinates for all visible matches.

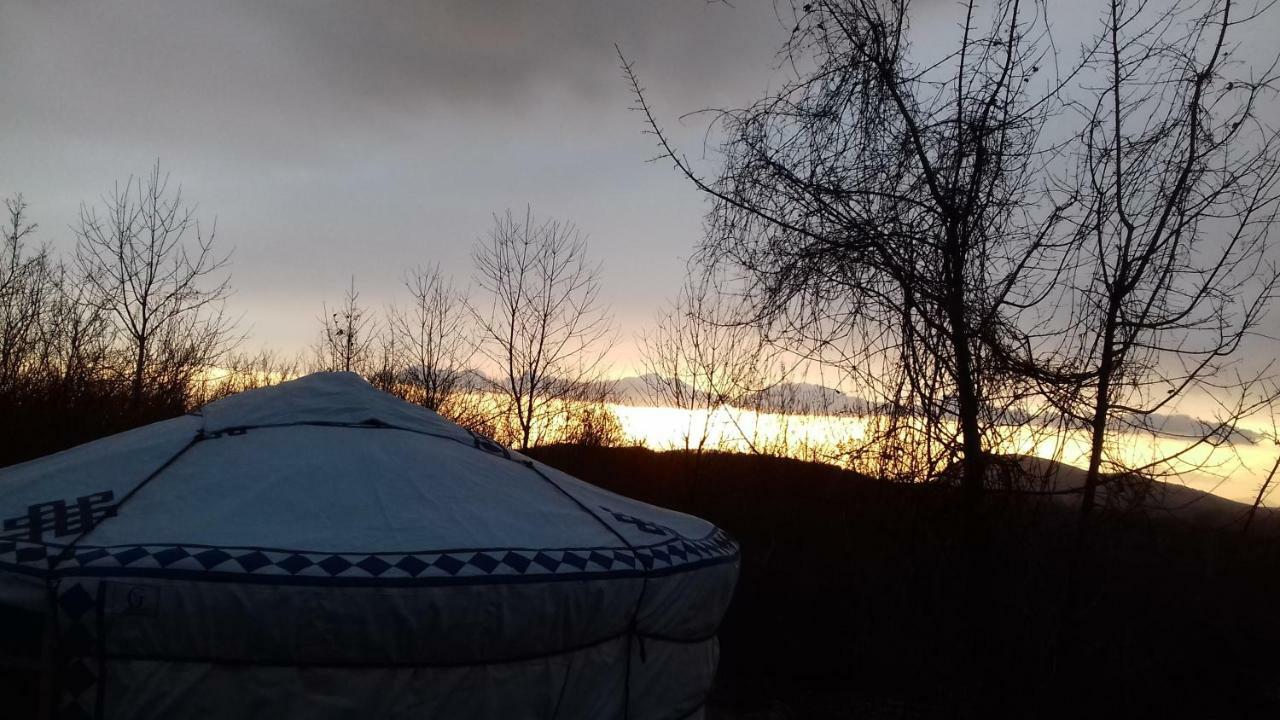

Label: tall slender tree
[640,275,767,453]
[74,161,234,410]
[317,277,376,375]
[470,208,614,449]
[386,265,473,411]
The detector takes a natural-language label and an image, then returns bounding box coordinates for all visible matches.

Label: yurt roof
[0,372,737,589]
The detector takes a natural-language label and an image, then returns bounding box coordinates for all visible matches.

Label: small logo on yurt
[119,584,159,617]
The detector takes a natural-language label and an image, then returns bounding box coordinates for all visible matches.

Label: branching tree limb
[470,208,615,449]
[74,161,235,411]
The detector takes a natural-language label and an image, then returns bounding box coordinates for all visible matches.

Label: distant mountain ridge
[436,370,1269,447]
[610,375,870,414]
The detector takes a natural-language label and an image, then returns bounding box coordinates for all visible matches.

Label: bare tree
[190,349,303,405]
[317,277,377,375]
[470,208,614,449]
[558,380,626,448]
[386,265,473,411]
[640,275,768,453]
[0,195,116,466]
[43,262,114,403]
[368,330,401,393]
[1,195,39,295]
[0,195,51,396]
[74,161,234,409]
[623,0,1077,501]
[1064,0,1280,519]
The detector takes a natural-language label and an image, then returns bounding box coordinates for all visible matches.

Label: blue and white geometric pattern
[54,579,102,720]
[0,529,737,584]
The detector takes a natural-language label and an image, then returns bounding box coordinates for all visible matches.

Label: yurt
[0,373,739,719]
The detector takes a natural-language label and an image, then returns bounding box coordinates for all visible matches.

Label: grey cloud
[1,1,787,150]
[0,0,792,358]
[4,0,1277,375]
[242,1,788,109]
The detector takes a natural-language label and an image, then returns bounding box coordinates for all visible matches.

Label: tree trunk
[130,343,146,409]
[951,319,986,506]
[520,395,533,450]
[943,226,986,506]
[1243,454,1280,536]
[1081,301,1122,522]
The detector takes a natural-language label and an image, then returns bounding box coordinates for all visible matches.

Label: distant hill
[608,375,869,414]
[985,454,1277,531]
[609,374,682,406]
[1125,412,1267,444]
[525,443,1280,717]
[739,382,870,414]
[455,368,493,391]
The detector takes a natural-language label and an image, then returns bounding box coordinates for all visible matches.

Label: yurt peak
[198,371,466,441]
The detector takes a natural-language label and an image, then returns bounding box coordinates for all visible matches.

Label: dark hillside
[527,445,1280,719]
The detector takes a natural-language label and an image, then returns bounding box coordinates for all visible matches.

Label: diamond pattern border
[55,579,101,720]
[0,530,737,583]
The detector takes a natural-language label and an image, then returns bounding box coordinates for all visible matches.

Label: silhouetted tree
[1044,0,1280,519]
[640,275,768,453]
[74,161,234,411]
[558,383,626,448]
[0,195,50,396]
[470,208,615,449]
[0,195,117,465]
[317,277,376,375]
[191,350,303,404]
[386,265,473,411]
[623,0,1075,500]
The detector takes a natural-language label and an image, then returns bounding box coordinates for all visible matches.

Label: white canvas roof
[0,372,739,719]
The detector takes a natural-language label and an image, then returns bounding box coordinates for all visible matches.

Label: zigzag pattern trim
[0,529,737,585]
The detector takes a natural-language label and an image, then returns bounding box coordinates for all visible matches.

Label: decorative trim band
[0,529,738,587]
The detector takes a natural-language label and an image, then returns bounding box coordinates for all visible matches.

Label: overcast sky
[4,0,1279,375]
[2,0,795,369]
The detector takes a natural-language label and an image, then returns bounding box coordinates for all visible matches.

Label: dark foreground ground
[527,445,1280,720]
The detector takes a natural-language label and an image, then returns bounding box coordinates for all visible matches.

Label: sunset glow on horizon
[188,364,1278,508]
[607,401,1280,508]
